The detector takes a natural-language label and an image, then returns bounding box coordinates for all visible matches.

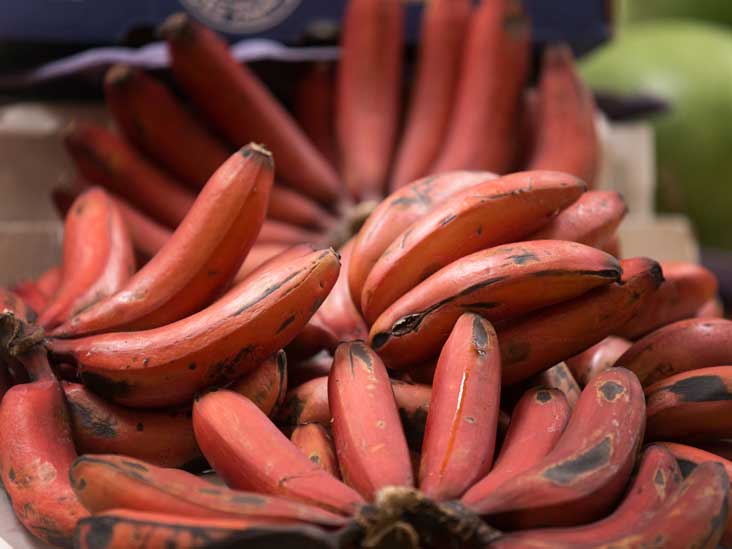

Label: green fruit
[580,20,732,249]
[619,0,732,28]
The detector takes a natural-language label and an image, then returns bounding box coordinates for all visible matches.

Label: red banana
[336,0,403,200]
[55,145,273,336]
[193,389,365,515]
[390,0,471,190]
[565,336,632,387]
[291,424,340,479]
[104,64,230,189]
[329,341,413,499]
[160,13,341,205]
[228,350,288,417]
[532,362,582,409]
[419,314,501,500]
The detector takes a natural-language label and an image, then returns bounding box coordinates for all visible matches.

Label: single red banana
[492,444,683,548]
[498,257,663,386]
[390,0,471,190]
[47,248,339,408]
[463,368,645,529]
[55,145,273,336]
[349,170,497,311]
[370,240,621,369]
[291,424,340,479]
[432,0,530,174]
[311,239,368,343]
[104,64,230,189]
[64,122,195,228]
[528,190,626,248]
[193,389,365,515]
[329,341,413,500]
[529,44,600,186]
[69,454,345,526]
[336,0,403,200]
[39,187,134,329]
[418,314,500,501]
[617,261,719,339]
[268,185,337,231]
[74,509,332,549]
[645,366,732,441]
[295,62,338,168]
[565,336,632,387]
[615,317,732,386]
[160,13,341,205]
[0,349,88,547]
[463,388,570,502]
[361,171,587,322]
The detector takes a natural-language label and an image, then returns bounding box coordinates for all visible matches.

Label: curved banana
[370,240,620,369]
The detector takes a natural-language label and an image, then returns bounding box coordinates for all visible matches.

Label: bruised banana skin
[464,388,570,501]
[56,145,274,336]
[160,13,341,205]
[193,389,365,515]
[329,341,414,500]
[531,362,581,409]
[615,317,732,386]
[645,366,732,441]
[361,171,587,323]
[463,368,645,529]
[497,256,663,386]
[528,190,626,248]
[565,336,631,387]
[69,454,345,526]
[419,314,501,501]
[492,445,683,548]
[46,249,339,408]
[291,424,340,479]
[0,349,88,547]
[74,509,335,549]
[349,170,497,310]
[370,240,620,369]
[104,64,230,189]
[39,188,134,330]
[617,260,719,340]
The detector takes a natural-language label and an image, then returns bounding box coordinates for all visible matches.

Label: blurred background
[1,0,732,306]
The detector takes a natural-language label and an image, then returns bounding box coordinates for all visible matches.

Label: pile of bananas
[1,1,731,548]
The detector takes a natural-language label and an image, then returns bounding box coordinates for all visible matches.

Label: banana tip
[241,143,274,168]
[158,12,192,41]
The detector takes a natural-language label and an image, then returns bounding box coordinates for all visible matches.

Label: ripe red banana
[390,0,471,190]
[614,317,732,386]
[160,13,341,205]
[349,170,497,310]
[617,261,719,339]
[39,187,134,330]
[498,256,663,385]
[528,190,626,247]
[529,44,599,186]
[64,122,195,228]
[433,0,530,174]
[75,510,334,549]
[370,240,621,369]
[329,341,413,499]
[0,349,88,547]
[55,145,273,336]
[492,444,683,547]
[69,454,345,526]
[291,424,340,478]
[361,171,587,322]
[645,366,732,441]
[463,368,645,529]
[268,185,337,231]
[295,63,338,168]
[336,0,403,200]
[419,314,501,501]
[463,387,570,501]
[193,388,365,515]
[104,64,230,189]
[47,248,339,407]
[565,336,631,387]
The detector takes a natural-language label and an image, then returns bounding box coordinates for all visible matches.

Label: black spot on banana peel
[543,437,612,484]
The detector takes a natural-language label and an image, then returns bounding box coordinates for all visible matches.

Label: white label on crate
[179,0,302,34]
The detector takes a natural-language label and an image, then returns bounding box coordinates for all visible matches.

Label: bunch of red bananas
[1,0,732,548]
